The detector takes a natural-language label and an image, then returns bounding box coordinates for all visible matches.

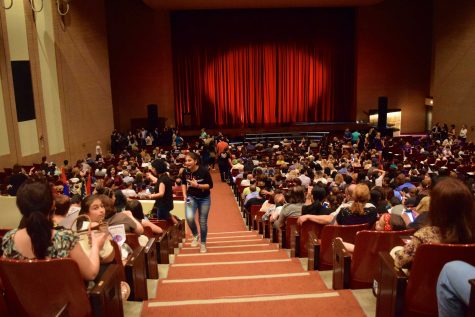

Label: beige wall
[0,0,113,170]
[53,0,114,162]
[106,0,174,132]
[431,0,475,141]
[355,0,432,133]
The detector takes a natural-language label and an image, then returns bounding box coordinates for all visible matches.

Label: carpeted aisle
[141,171,366,316]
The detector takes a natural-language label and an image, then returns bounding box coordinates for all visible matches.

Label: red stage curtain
[172,9,355,128]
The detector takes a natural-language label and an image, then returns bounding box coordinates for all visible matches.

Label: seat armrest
[144,237,159,279]
[279,227,286,248]
[89,264,124,317]
[271,225,278,244]
[466,279,475,317]
[332,238,351,290]
[125,247,148,301]
[290,224,299,258]
[375,252,408,317]
[307,231,320,271]
[156,231,169,264]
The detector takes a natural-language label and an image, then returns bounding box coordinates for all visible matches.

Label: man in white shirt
[298,168,311,188]
[122,181,137,198]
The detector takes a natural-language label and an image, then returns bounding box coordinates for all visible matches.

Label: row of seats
[244,203,475,317]
[0,216,185,316]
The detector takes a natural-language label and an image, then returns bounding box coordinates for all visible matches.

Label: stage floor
[179,122,370,139]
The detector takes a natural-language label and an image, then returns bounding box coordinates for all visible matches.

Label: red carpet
[141,171,366,316]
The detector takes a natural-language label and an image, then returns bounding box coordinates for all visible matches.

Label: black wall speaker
[147,104,158,129]
[377,96,388,130]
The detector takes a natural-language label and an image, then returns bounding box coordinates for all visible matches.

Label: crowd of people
[1,122,474,314]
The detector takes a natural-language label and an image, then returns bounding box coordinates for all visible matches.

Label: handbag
[70,214,114,260]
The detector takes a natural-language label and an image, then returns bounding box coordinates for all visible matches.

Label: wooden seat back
[405,243,475,317]
[111,240,148,301]
[281,217,299,249]
[0,277,9,316]
[125,233,158,279]
[350,229,415,288]
[231,169,240,177]
[333,229,415,289]
[298,221,325,258]
[249,204,262,230]
[0,258,92,317]
[319,223,369,270]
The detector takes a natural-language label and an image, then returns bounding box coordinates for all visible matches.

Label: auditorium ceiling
[143,0,383,10]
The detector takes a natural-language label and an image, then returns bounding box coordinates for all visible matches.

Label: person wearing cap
[147,159,175,222]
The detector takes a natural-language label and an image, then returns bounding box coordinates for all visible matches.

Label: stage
[179,122,370,141]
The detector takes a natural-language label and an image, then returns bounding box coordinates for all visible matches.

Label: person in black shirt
[217,147,232,182]
[147,159,175,222]
[302,186,332,216]
[7,165,28,196]
[182,152,213,253]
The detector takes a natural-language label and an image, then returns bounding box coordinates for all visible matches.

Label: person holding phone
[182,152,213,253]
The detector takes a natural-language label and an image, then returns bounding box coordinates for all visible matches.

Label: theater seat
[0,258,123,317]
[279,216,299,249]
[308,223,369,271]
[376,243,475,317]
[468,279,475,317]
[126,233,159,279]
[248,204,262,230]
[332,229,415,289]
[111,241,148,301]
[291,221,325,258]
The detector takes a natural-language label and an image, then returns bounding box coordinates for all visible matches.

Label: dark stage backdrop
[171,8,356,128]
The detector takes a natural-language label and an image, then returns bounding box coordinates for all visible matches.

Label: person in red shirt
[216,138,229,156]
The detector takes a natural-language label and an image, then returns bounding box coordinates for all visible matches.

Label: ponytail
[24,211,53,259]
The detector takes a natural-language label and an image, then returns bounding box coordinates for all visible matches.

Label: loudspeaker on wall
[377,96,388,130]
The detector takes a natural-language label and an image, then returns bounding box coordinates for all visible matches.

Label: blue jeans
[437,261,475,317]
[185,195,211,243]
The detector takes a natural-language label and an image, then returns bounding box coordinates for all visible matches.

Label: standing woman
[147,159,176,224]
[217,147,232,183]
[182,152,213,253]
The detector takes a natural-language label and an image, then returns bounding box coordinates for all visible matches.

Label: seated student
[244,186,267,212]
[402,196,431,230]
[336,212,406,253]
[7,164,29,196]
[335,183,377,226]
[127,200,163,234]
[265,193,286,221]
[59,194,82,229]
[273,185,306,229]
[84,190,144,235]
[104,195,144,235]
[52,194,71,228]
[2,178,109,281]
[241,179,260,201]
[301,186,332,216]
[243,184,260,206]
[121,181,137,198]
[437,261,475,317]
[393,177,474,269]
[297,184,357,226]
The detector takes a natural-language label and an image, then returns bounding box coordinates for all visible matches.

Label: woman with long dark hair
[394,177,475,268]
[182,152,214,253]
[2,178,108,280]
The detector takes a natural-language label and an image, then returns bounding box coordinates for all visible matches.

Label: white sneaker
[200,244,207,253]
[191,235,199,247]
